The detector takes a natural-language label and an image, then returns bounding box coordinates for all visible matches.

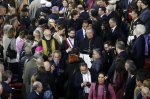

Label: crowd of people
[0,0,150,99]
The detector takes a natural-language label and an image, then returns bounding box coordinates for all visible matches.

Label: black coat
[68,18,83,31]
[107,50,130,79]
[131,35,145,69]
[130,18,143,34]
[75,29,86,43]
[124,75,136,99]
[27,91,42,99]
[140,8,150,33]
[74,69,97,99]
[79,36,103,54]
[107,26,126,45]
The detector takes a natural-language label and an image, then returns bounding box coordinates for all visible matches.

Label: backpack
[6,41,17,59]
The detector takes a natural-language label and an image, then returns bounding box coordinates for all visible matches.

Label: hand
[81,82,87,87]
[66,48,72,53]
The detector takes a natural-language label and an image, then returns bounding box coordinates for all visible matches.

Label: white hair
[106,4,115,11]
[133,24,146,37]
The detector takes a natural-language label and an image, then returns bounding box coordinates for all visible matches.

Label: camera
[86,82,91,87]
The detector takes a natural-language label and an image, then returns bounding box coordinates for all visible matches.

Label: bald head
[32,81,43,93]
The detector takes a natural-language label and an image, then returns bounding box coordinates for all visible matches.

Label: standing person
[140,0,150,33]
[131,24,145,69]
[74,62,97,99]
[60,28,79,60]
[91,49,103,73]
[124,60,137,99]
[38,29,59,59]
[5,27,18,76]
[1,70,12,99]
[88,72,116,99]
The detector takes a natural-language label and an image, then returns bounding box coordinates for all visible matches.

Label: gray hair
[52,6,59,13]
[133,24,146,37]
[125,60,137,75]
[106,4,114,11]
[3,24,12,34]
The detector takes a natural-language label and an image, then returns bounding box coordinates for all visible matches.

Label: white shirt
[111,26,117,33]
[82,71,91,93]
[82,28,86,38]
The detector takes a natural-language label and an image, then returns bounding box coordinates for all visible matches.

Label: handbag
[6,40,17,59]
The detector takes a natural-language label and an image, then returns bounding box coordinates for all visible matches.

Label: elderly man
[27,81,43,99]
[39,29,59,58]
[131,24,146,69]
[80,28,103,54]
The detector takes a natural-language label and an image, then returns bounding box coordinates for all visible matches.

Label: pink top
[16,37,25,53]
[88,83,116,99]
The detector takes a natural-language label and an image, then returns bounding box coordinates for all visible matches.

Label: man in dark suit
[79,28,104,55]
[74,62,97,99]
[75,20,89,43]
[77,4,90,20]
[27,81,43,99]
[108,18,126,45]
[129,9,143,35]
[98,7,108,22]
[131,24,145,69]
[107,41,129,80]
[60,28,79,60]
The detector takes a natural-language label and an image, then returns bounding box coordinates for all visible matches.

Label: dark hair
[141,0,150,6]
[19,29,27,38]
[68,27,75,33]
[91,9,98,17]
[136,70,147,83]
[71,10,78,18]
[109,17,117,23]
[132,8,140,16]
[99,7,106,12]
[79,62,88,68]
[95,72,110,98]
[82,20,89,25]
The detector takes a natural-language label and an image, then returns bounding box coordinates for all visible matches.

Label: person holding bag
[5,27,18,76]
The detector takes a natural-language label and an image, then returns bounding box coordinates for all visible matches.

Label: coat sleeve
[88,83,94,99]
[108,84,116,99]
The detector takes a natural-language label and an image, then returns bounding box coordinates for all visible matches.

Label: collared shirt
[82,70,91,93]
[111,26,117,33]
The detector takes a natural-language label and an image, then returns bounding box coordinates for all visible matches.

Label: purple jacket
[88,83,116,99]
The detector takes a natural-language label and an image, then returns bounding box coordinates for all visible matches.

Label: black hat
[38,18,48,25]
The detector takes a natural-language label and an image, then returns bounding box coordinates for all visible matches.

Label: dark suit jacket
[79,11,90,20]
[108,26,126,45]
[124,75,136,99]
[140,8,150,33]
[107,50,129,80]
[131,35,145,69]
[27,91,42,99]
[75,29,86,43]
[74,69,97,99]
[130,18,143,34]
[79,36,103,54]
